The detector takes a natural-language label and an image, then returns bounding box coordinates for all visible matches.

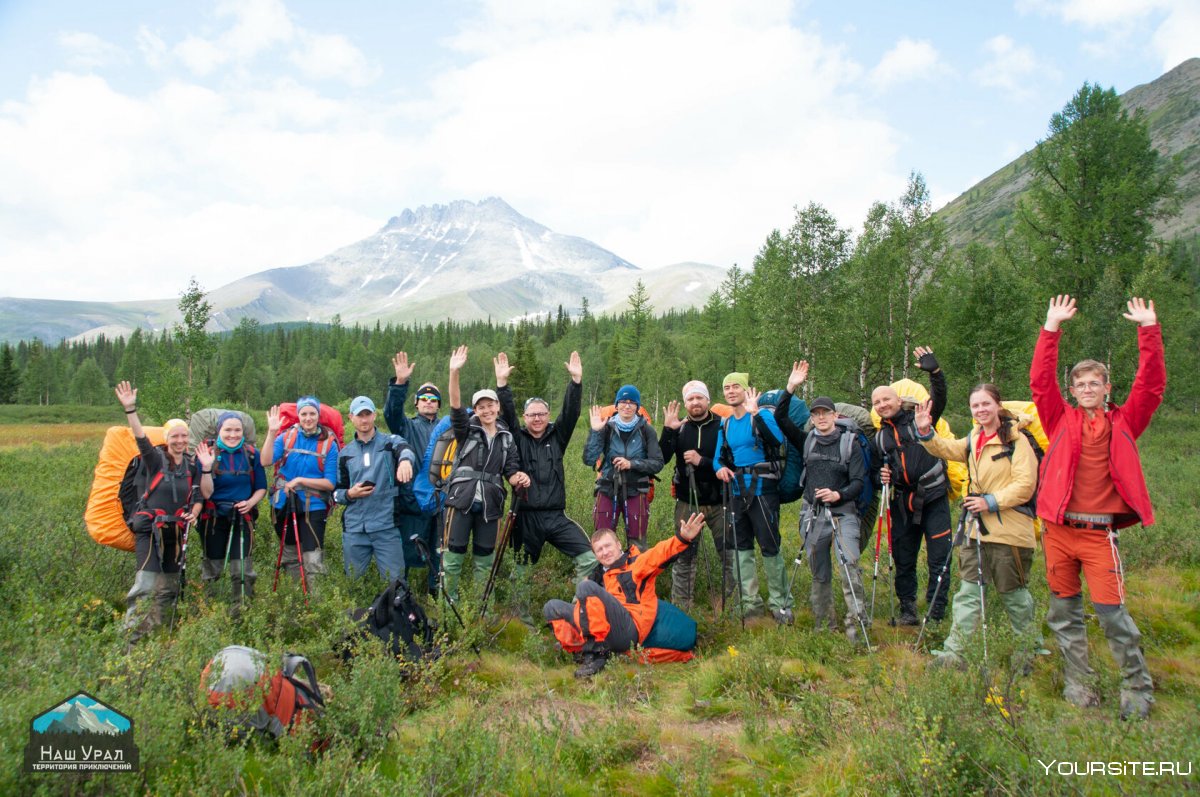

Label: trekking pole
[915,505,968,651]
[169,516,193,632]
[479,496,520,618]
[289,495,309,602]
[788,505,816,604]
[725,480,746,630]
[237,510,254,605]
[869,483,889,619]
[973,513,988,676]
[719,480,729,617]
[825,505,872,652]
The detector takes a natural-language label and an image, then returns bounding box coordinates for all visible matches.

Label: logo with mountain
[23,692,139,772]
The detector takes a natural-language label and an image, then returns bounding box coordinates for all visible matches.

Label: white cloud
[58,32,129,69]
[136,26,168,69]
[972,35,1052,98]
[869,37,945,89]
[289,32,380,86]
[1018,0,1199,71]
[0,0,916,301]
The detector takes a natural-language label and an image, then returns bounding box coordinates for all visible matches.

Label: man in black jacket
[496,351,598,590]
[660,380,734,609]
[871,346,951,625]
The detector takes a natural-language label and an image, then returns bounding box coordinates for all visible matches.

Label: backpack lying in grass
[346,578,438,664]
[85,425,167,551]
[201,646,326,744]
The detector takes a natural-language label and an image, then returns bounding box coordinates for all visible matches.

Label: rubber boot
[809,578,835,631]
[735,549,763,617]
[763,554,793,625]
[671,549,697,610]
[153,572,182,631]
[201,558,224,588]
[281,543,302,580]
[441,551,466,604]
[998,586,1047,674]
[1046,595,1099,708]
[473,551,495,586]
[301,549,324,596]
[931,580,979,669]
[1096,606,1154,720]
[572,552,598,585]
[123,570,159,646]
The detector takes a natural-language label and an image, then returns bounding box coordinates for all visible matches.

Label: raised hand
[744,386,760,415]
[663,400,682,430]
[115,381,137,410]
[1122,297,1157,327]
[678,511,706,542]
[1044,295,1077,331]
[449,345,469,372]
[787,361,809,393]
[589,405,605,432]
[392,352,415,384]
[565,351,583,383]
[396,459,414,484]
[914,346,939,373]
[266,405,282,434]
[493,352,514,385]
[195,441,216,469]
[914,398,933,435]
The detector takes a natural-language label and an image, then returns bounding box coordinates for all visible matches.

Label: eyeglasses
[1071,382,1106,392]
[524,412,549,419]
[616,399,637,406]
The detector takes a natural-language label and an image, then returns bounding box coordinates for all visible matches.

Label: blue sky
[0,0,1194,302]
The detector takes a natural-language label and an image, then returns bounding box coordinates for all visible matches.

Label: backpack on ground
[800,416,874,520]
[85,426,167,551]
[347,578,438,664]
[201,646,326,744]
[188,408,258,453]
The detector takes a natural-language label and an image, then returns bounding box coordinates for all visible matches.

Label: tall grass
[0,411,1197,794]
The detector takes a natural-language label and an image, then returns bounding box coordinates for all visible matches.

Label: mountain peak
[384,197,525,231]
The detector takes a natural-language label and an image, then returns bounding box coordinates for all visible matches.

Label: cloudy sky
[0,0,1195,302]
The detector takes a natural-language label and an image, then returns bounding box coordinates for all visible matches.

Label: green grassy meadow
[1,407,1198,795]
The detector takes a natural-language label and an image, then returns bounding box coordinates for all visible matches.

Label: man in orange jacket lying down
[543,511,704,678]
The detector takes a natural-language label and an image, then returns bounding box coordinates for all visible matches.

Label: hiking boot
[772,608,795,626]
[898,600,919,626]
[763,553,793,616]
[1096,606,1154,721]
[810,579,835,631]
[928,650,966,671]
[1063,683,1101,709]
[572,552,598,585]
[1120,691,1152,721]
[671,550,697,610]
[574,651,610,679]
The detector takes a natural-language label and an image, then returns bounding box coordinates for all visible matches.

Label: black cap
[414,383,442,404]
[810,396,836,413]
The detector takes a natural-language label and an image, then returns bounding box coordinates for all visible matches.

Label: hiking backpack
[188,408,258,452]
[975,424,1045,518]
[86,426,168,551]
[799,417,874,519]
[350,578,438,664]
[271,426,337,505]
[758,389,813,503]
[596,419,659,502]
[201,646,326,743]
[718,412,784,480]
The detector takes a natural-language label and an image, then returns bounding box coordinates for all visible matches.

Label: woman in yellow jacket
[915,383,1043,669]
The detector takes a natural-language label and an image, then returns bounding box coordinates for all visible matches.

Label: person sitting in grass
[543,511,704,678]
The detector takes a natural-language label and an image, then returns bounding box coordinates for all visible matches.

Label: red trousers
[1042,521,1126,605]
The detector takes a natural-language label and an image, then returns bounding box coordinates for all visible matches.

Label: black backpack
[352,578,437,664]
[988,424,1045,518]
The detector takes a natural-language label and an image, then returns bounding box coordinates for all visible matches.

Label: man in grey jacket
[334,396,418,580]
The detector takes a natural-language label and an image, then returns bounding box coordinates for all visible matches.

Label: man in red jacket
[543,512,704,678]
[1031,295,1164,720]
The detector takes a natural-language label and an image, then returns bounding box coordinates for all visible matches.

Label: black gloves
[917,351,940,373]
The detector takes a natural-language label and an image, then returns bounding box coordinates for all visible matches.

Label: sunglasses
[416,393,440,402]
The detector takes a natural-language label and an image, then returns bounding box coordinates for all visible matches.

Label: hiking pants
[400,512,441,591]
[273,507,327,553]
[802,506,863,587]
[730,492,782,556]
[131,514,184,574]
[200,512,253,562]
[517,509,592,564]
[343,527,406,580]
[543,580,638,655]
[593,491,650,547]
[445,505,499,556]
[1042,522,1125,605]
[891,494,951,615]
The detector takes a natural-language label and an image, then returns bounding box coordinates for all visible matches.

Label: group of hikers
[112,294,1164,719]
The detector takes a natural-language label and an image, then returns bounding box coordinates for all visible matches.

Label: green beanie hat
[722,372,749,389]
